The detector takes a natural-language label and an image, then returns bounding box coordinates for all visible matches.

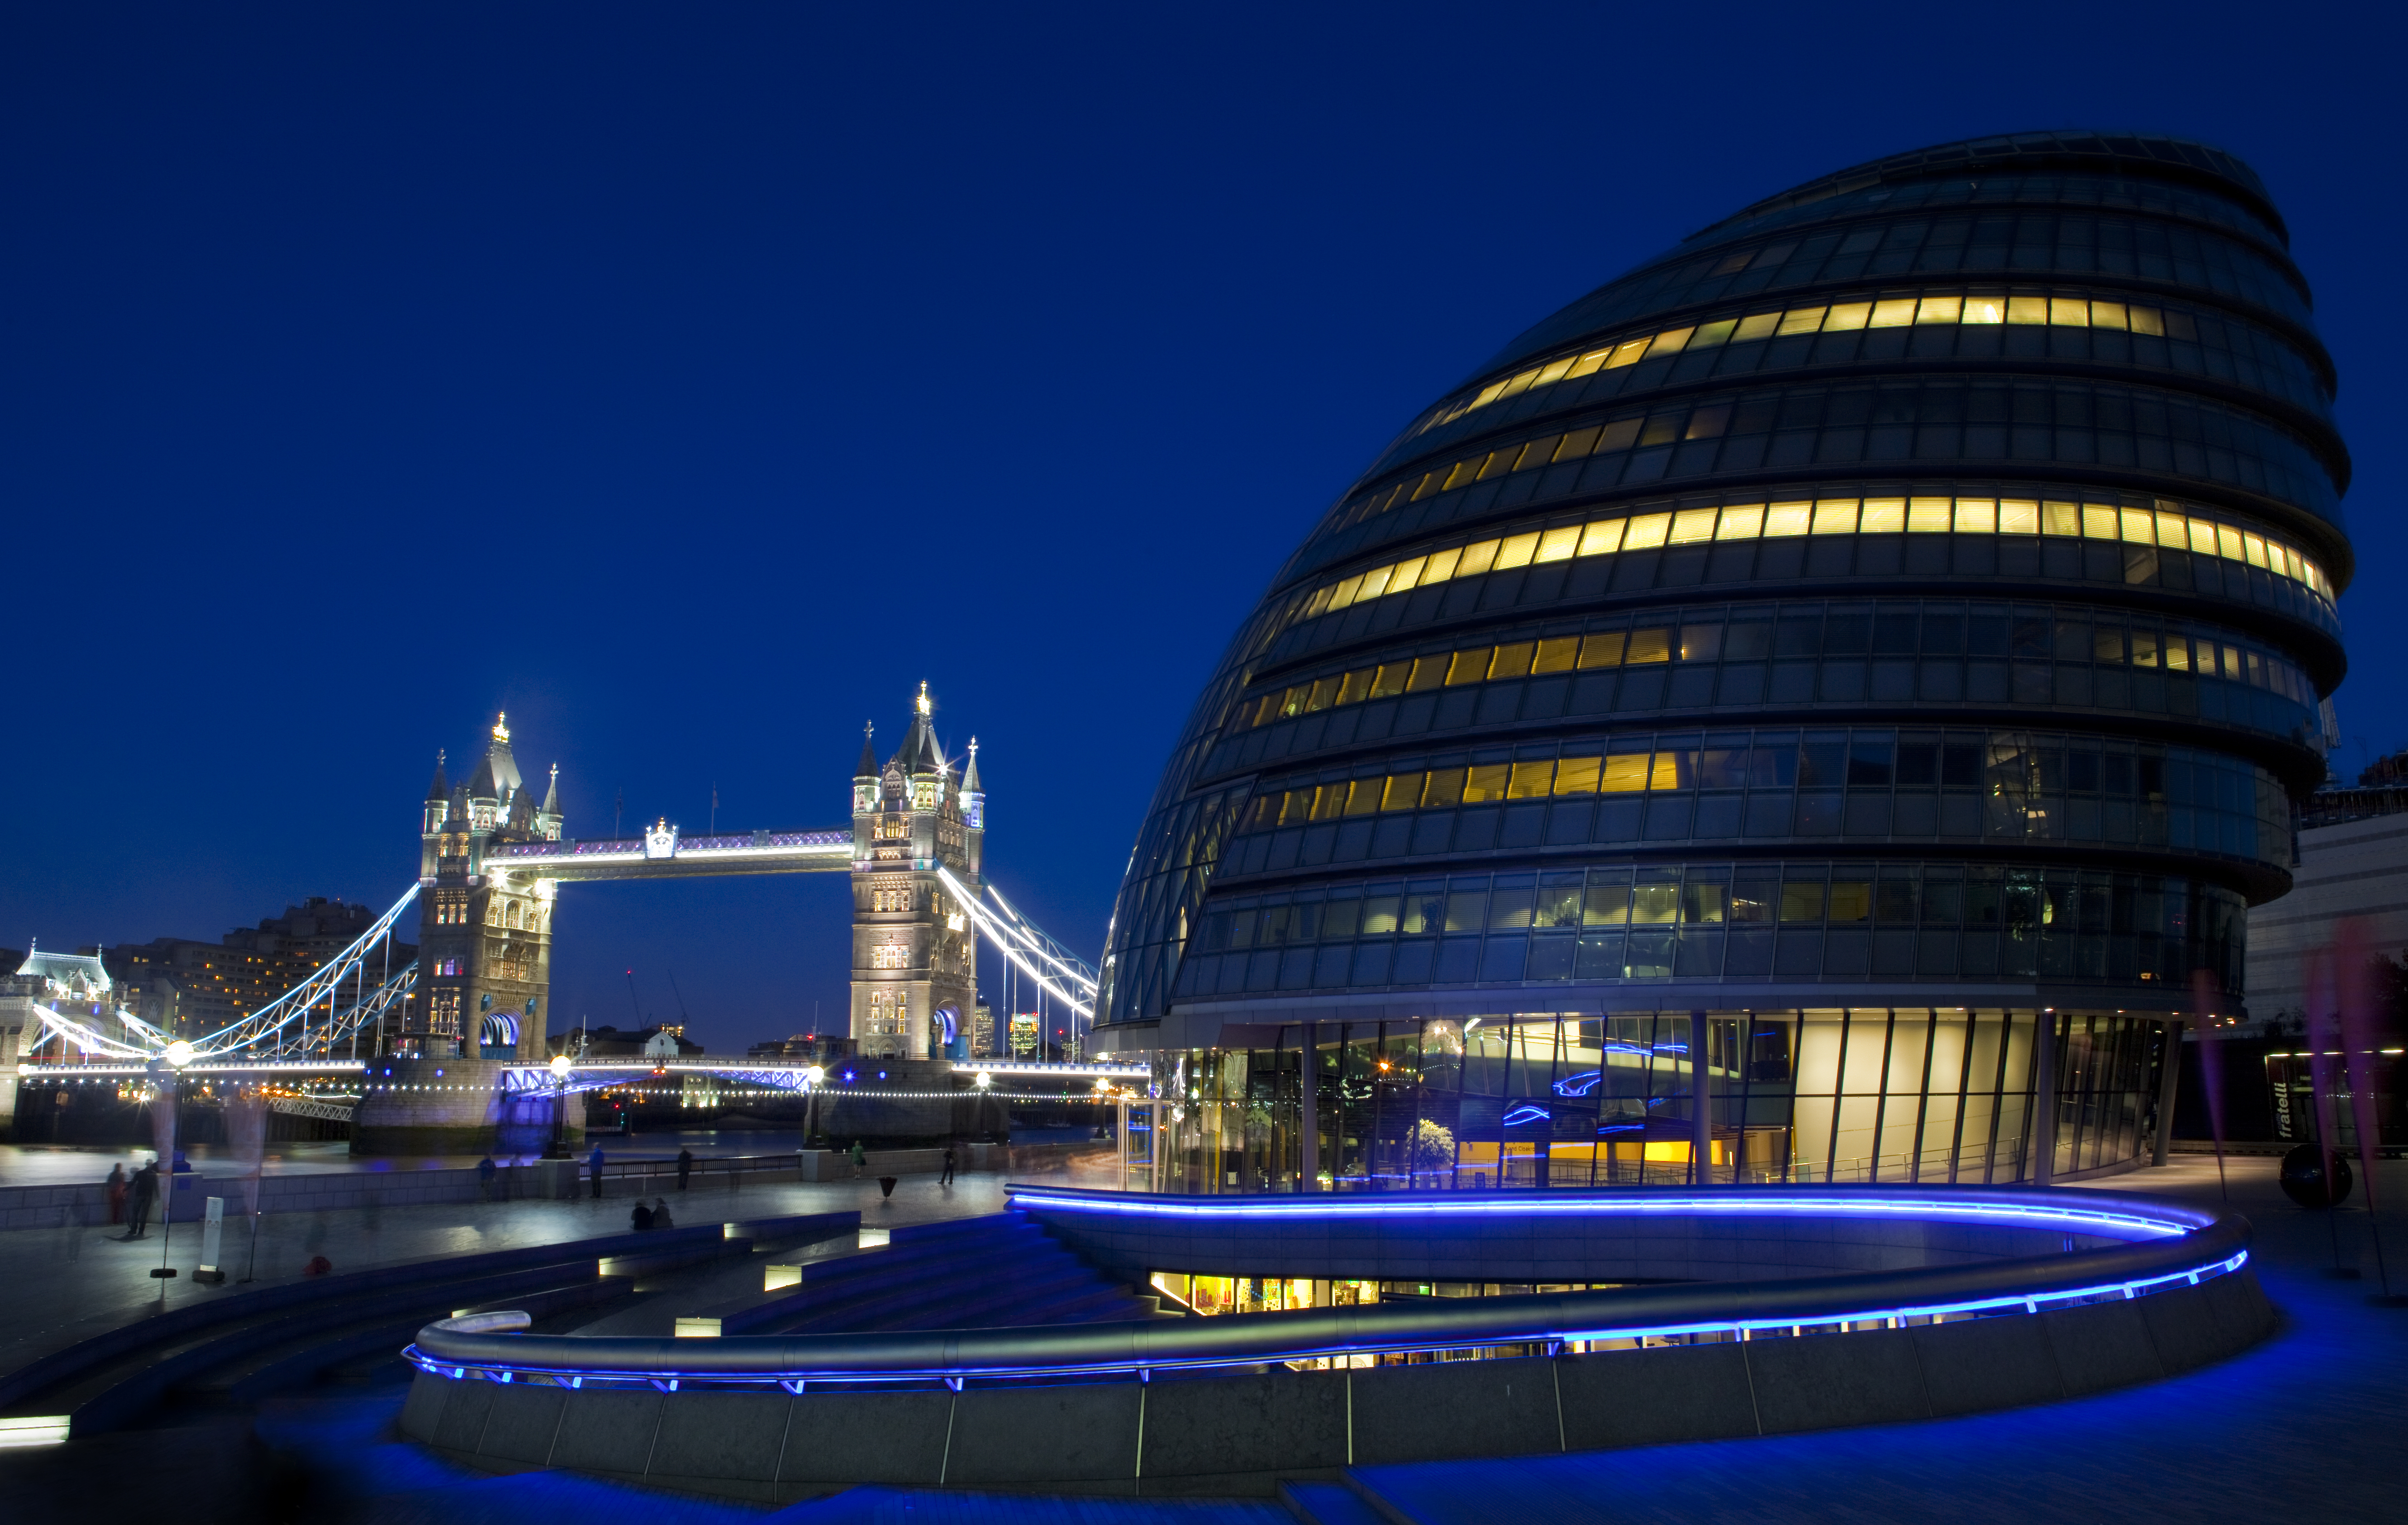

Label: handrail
[408,1187,2248,1388]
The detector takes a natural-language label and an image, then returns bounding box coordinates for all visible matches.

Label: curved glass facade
[1096,131,2349,1190]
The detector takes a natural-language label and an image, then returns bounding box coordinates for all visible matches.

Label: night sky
[5,5,2400,1054]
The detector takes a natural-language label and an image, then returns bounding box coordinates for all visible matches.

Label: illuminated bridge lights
[405,1187,2244,1392]
[18,1059,368,1079]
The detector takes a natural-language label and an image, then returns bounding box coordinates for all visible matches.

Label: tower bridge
[15,685,1105,1112]
[415,683,999,1063]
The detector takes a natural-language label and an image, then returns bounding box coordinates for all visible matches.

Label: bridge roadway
[20,1058,1149,1090]
[448,1058,1151,1100]
[480,826,852,882]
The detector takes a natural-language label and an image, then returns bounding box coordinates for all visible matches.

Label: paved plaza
[0,1159,1005,1381]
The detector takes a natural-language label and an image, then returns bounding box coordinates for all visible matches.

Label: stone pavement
[0,1167,1009,1381]
[0,1127,828,1186]
[1346,1154,2408,1524]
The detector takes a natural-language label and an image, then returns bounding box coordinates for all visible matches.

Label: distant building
[2248,748,2408,1024]
[547,1024,704,1059]
[103,898,412,1044]
[0,947,117,1130]
[746,1034,853,1063]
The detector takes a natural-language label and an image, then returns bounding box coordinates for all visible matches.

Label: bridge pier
[351,1058,581,1157]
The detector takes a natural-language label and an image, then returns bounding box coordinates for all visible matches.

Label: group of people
[103,1159,161,1238]
[629,1196,676,1231]
[846,1141,958,1185]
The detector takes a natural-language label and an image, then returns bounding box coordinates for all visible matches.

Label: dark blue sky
[5,5,2400,1053]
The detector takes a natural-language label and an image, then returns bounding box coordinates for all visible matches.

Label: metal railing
[587,1153,807,1185]
[409,1186,2246,1391]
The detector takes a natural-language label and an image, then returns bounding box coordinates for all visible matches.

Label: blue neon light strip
[400,1247,2245,1391]
[999,1187,2191,1242]
[402,1187,2237,1394]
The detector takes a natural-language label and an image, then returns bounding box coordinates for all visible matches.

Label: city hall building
[1091,132,2352,1193]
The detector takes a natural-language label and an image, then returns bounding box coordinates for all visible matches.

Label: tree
[1409,1119,1455,1184]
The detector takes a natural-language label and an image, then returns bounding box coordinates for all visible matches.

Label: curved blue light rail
[406,1187,2243,1392]
[1002,1185,2194,1239]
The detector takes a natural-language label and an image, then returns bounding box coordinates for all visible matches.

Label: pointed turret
[961,737,986,831]
[422,749,452,834]
[905,681,943,774]
[851,722,882,815]
[541,762,559,815]
[482,711,524,800]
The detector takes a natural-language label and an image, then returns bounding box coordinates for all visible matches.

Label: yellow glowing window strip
[1245,587,2315,733]
[1309,495,2329,624]
[1424,286,2203,438]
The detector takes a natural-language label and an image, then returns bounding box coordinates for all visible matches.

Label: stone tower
[416,714,563,1058]
[849,685,983,1059]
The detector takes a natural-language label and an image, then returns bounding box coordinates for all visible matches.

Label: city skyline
[4,7,2401,1057]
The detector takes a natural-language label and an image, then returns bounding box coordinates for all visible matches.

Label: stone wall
[399,1268,2274,1499]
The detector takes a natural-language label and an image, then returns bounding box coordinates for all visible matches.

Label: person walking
[476,1155,498,1202]
[676,1148,693,1191]
[651,1197,673,1230]
[940,1144,956,1187]
[125,1161,158,1239]
[630,1200,653,1232]
[850,1140,867,1179]
[589,1144,605,1200]
[105,1163,127,1226]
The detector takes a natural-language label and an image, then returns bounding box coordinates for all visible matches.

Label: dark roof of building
[1694,130,2280,247]
[425,751,449,802]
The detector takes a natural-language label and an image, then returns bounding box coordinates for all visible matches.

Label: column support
[2152,1017,2184,1167]
[2032,1010,2059,1187]
[1690,1009,1712,1188]
[1300,1023,1319,1192]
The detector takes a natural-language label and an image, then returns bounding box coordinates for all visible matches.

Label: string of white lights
[935,868,1096,1016]
[982,882,1099,992]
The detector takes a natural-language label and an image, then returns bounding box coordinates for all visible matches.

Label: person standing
[850,1140,866,1179]
[651,1197,673,1230]
[125,1161,158,1239]
[676,1148,693,1191]
[105,1163,127,1225]
[940,1144,956,1187]
[476,1155,498,1202]
[630,1200,653,1232]
[589,1144,606,1200]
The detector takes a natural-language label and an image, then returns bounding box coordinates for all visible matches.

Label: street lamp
[544,1052,572,1158]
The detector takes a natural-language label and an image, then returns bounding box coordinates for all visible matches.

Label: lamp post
[544,1052,572,1158]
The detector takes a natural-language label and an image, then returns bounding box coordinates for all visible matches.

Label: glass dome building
[1093,132,2350,1194]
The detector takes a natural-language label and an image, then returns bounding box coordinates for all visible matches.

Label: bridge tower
[849,684,983,1060]
[415,714,562,1058]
